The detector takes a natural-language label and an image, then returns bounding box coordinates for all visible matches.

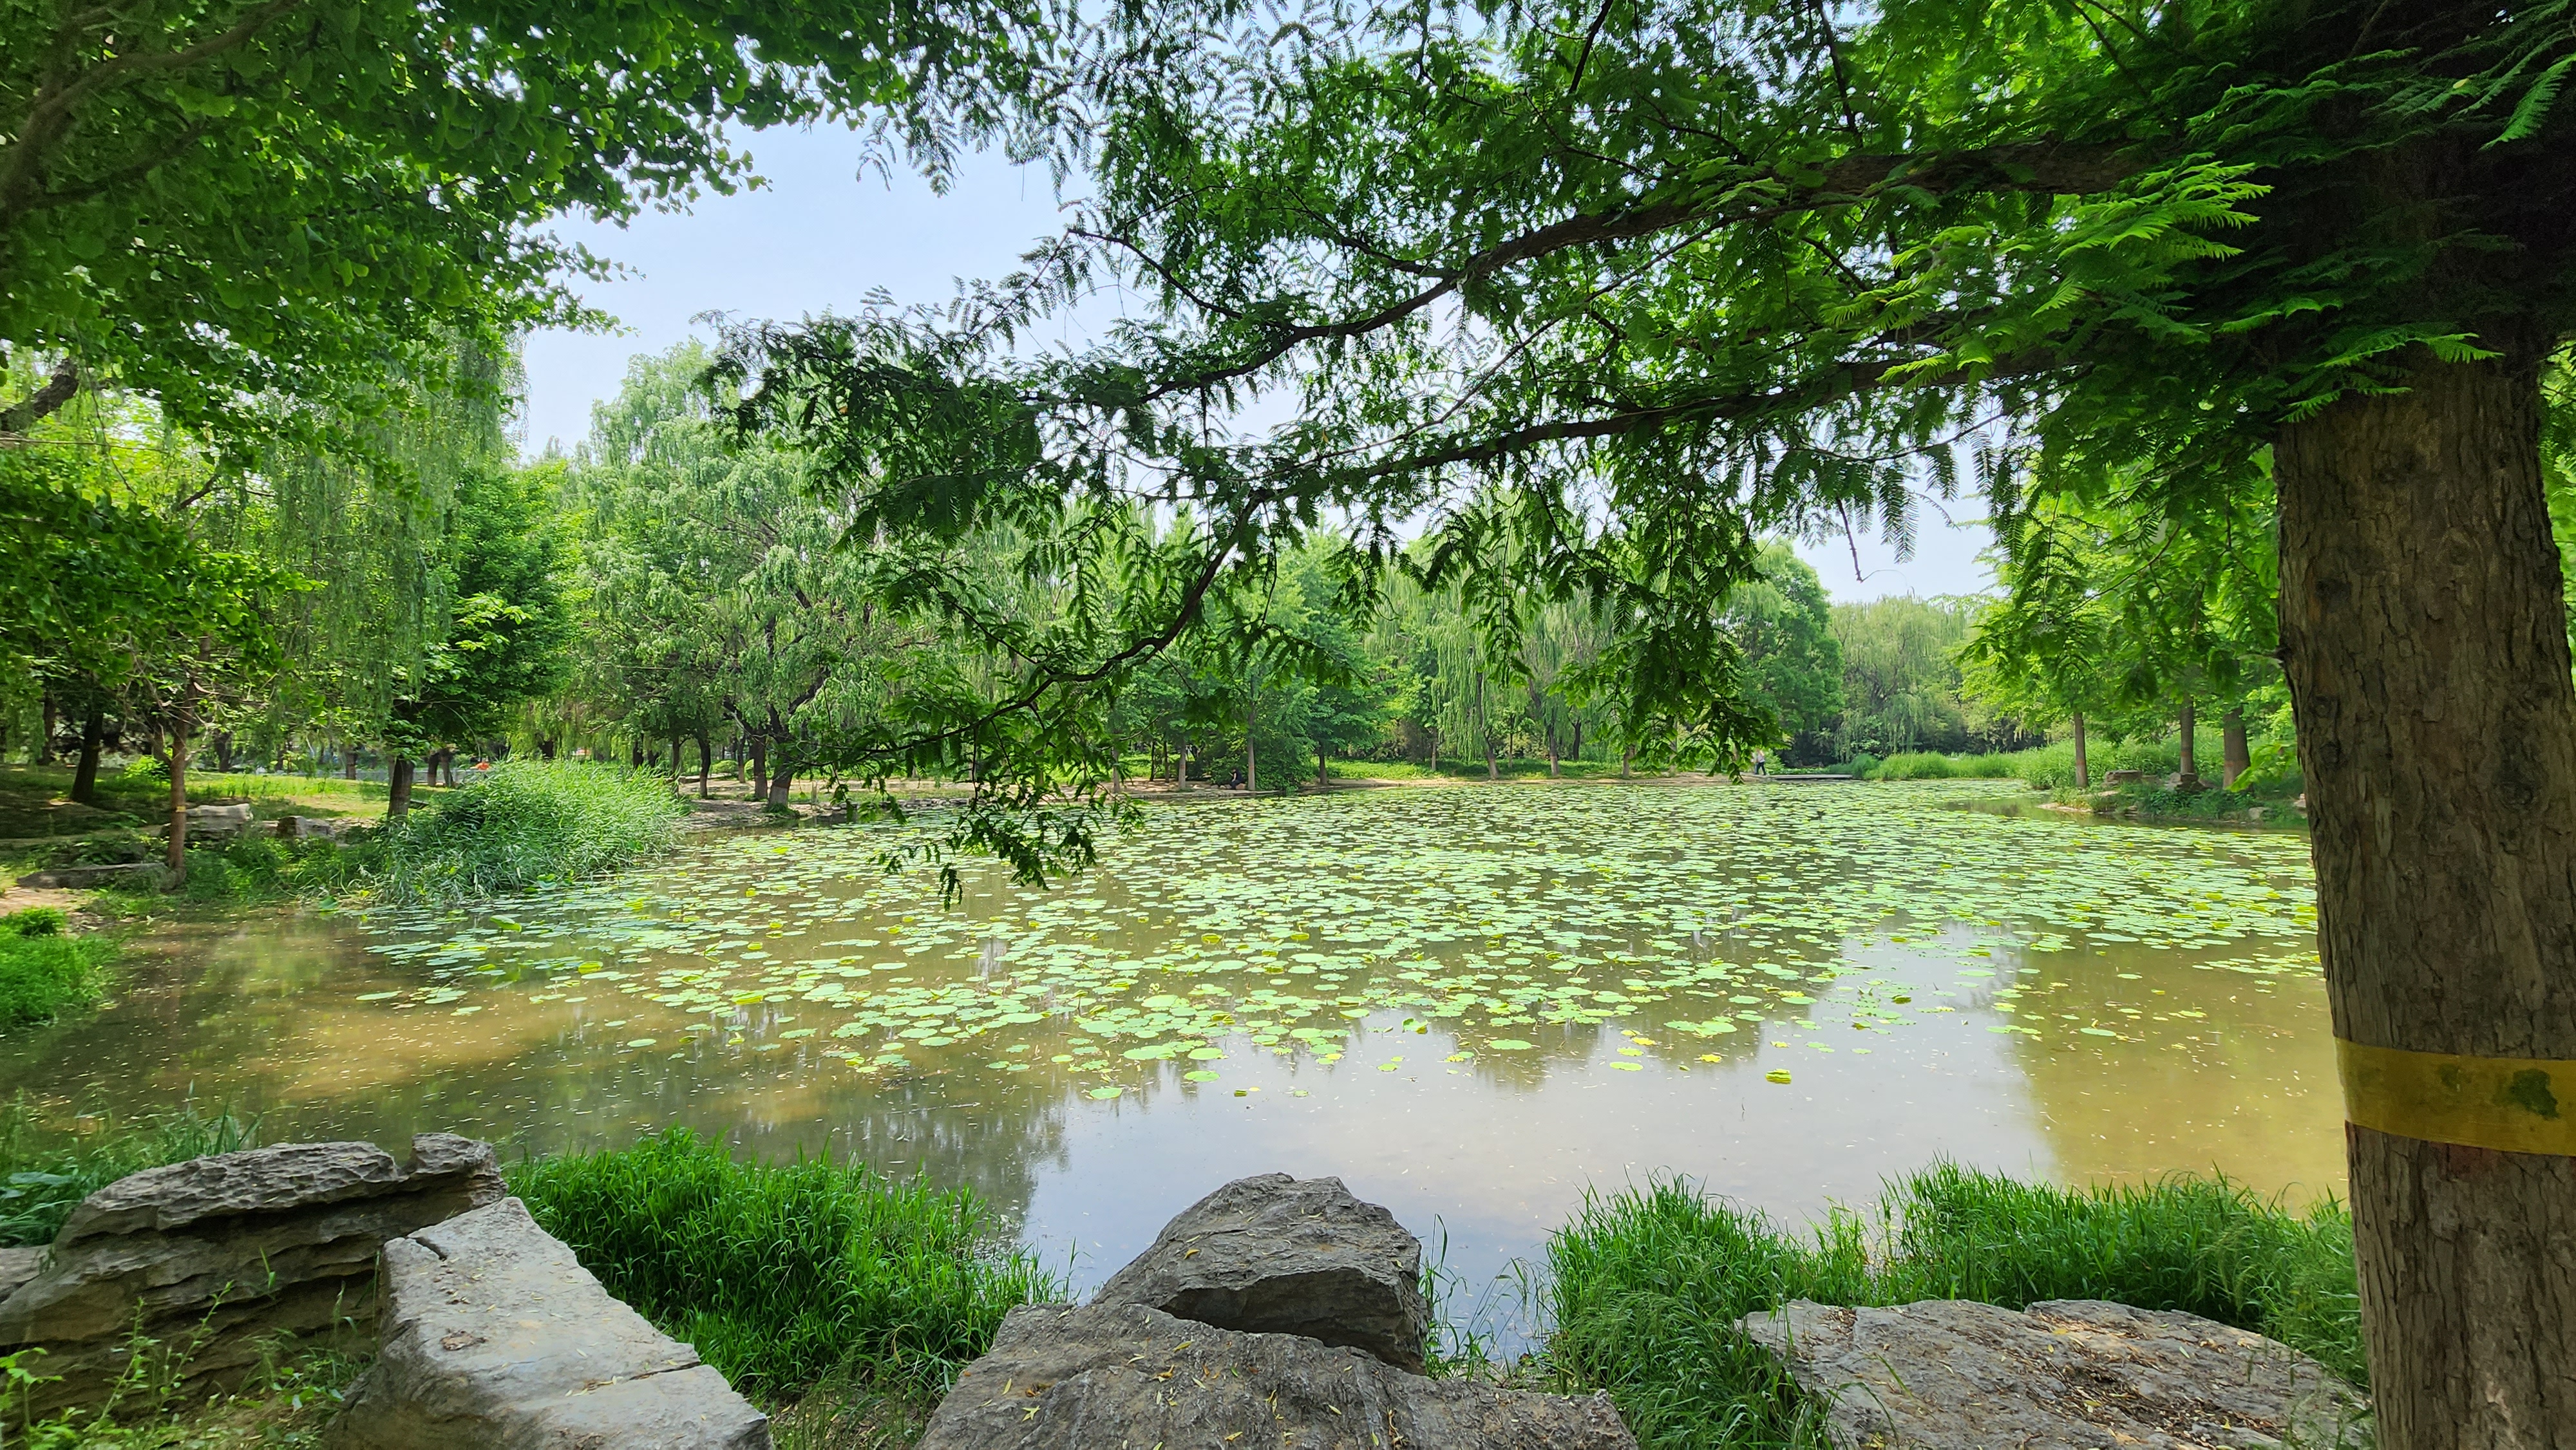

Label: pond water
[3,780,2338,1341]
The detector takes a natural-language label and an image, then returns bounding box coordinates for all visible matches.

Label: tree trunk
[766,756,793,809]
[1245,702,1257,793]
[1317,742,1329,788]
[1620,743,1633,779]
[2174,699,2200,789]
[1178,737,1192,790]
[37,694,55,766]
[696,733,713,798]
[2221,708,2250,789]
[2275,344,2576,1448]
[344,737,359,778]
[71,706,104,805]
[1547,725,1560,778]
[165,704,193,883]
[748,737,769,800]
[2070,711,2090,791]
[212,730,234,775]
[388,755,414,818]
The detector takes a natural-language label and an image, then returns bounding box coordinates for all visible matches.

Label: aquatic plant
[1544,1165,2362,1449]
[359,762,687,904]
[508,1129,1060,1401]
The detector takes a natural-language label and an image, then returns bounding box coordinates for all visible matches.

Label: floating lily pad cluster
[350,782,2320,1090]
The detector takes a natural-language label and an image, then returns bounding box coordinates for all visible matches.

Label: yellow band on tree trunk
[2337,1039,2576,1156]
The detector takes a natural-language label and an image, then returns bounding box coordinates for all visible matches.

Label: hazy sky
[520,125,1994,602]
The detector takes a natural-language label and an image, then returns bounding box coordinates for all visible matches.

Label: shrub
[1544,1165,2361,1449]
[2,908,65,937]
[360,762,686,904]
[508,1129,1059,1402]
[0,930,111,1030]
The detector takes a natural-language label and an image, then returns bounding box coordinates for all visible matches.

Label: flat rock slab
[1739,1298,2371,1449]
[14,862,168,890]
[327,1196,769,1450]
[922,1301,1634,1450]
[0,1135,503,1422]
[1092,1172,1430,1371]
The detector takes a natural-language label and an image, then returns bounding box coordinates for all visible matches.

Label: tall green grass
[1545,1164,2362,1450]
[357,761,686,904]
[0,1100,256,1246]
[1866,751,2021,780]
[507,1130,1059,1402]
[0,908,111,1030]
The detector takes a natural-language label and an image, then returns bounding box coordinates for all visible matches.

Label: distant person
[1751,748,1769,777]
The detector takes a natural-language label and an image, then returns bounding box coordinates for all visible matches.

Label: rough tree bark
[164,692,194,883]
[2221,708,2250,790]
[387,756,414,818]
[1245,701,1258,793]
[2070,711,2090,791]
[748,737,768,800]
[70,706,104,805]
[696,732,713,798]
[2175,699,2200,789]
[2275,344,2576,1449]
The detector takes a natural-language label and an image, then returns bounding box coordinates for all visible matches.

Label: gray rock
[921,1301,1634,1450]
[0,1248,41,1301]
[327,1197,770,1450]
[0,1135,504,1421]
[1738,1298,2371,1450]
[13,862,169,890]
[276,814,359,840]
[1092,1172,1430,1372]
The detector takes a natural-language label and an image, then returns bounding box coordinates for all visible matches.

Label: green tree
[1725,545,1843,762]
[732,4,2576,1416]
[0,0,1045,447]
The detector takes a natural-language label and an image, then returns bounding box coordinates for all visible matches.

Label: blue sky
[520,125,1994,601]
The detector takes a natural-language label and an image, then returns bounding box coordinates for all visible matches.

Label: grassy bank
[343,761,687,904]
[510,1130,1059,1420]
[0,908,113,1030]
[1546,1165,2362,1449]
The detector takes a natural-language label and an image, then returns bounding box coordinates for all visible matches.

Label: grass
[1327,757,1665,782]
[1543,1163,2363,1450]
[341,761,687,905]
[0,906,113,1030]
[0,1099,256,1247]
[507,1129,1060,1406]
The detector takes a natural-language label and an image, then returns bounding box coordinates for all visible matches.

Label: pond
[3,780,2337,1341]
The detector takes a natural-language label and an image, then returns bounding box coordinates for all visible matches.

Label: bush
[0,924,111,1030]
[1866,751,2020,780]
[1545,1165,2362,1449]
[0,1102,255,1247]
[2,908,65,937]
[359,762,686,904]
[507,1129,1059,1402]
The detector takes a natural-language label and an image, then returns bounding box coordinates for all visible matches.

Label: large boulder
[1738,1298,2371,1450]
[327,1197,769,1450]
[1092,1172,1430,1372]
[920,1301,1634,1450]
[13,862,169,891]
[0,1135,503,1422]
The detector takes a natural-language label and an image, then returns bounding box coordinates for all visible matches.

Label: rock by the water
[1739,1298,2370,1450]
[0,1135,504,1422]
[922,1301,1633,1450]
[327,1197,769,1450]
[1092,1172,1430,1372]
[12,862,168,890]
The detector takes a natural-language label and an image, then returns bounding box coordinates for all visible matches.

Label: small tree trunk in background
[1317,744,1329,788]
[2175,700,2200,789]
[388,756,414,818]
[212,731,233,774]
[1620,743,1633,779]
[1245,702,1257,792]
[2071,711,2091,791]
[748,737,769,800]
[165,711,191,884]
[1547,725,1560,778]
[2221,708,2250,789]
[343,737,359,778]
[696,733,712,798]
[71,707,104,805]
[37,695,55,765]
[2276,342,2576,1445]
[1179,738,1191,789]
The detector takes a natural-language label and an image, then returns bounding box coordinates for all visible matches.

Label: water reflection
[1,781,2338,1341]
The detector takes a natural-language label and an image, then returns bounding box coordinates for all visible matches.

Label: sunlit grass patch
[0,907,113,1031]
[508,1129,1059,1404]
[1544,1164,2362,1449]
[358,762,686,905]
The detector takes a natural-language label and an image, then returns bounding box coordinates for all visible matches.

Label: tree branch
[0,356,82,435]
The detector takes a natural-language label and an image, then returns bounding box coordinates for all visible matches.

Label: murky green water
[1,780,2337,1337]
